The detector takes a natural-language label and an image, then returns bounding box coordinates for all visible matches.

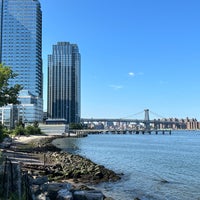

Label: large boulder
[46,183,72,200]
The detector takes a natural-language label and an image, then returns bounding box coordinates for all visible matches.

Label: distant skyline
[41,0,200,120]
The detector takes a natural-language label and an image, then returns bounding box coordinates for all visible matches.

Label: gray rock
[1,137,12,148]
[73,190,105,200]
[35,192,47,200]
[32,176,48,185]
[56,189,73,200]
[3,137,12,143]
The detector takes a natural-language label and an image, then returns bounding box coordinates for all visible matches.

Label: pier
[63,130,88,137]
[67,129,172,136]
[39,124,172,136]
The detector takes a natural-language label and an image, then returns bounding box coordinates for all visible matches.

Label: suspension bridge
[81,109,186,134]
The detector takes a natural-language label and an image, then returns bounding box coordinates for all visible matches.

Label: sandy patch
[13,135,53,144]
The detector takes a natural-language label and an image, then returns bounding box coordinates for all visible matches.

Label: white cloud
[128,72,135,76]
[128,71,144,77]
[109,85,123,90]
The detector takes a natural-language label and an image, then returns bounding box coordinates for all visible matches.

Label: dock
[39,124,172,137]
[67,129,172,135]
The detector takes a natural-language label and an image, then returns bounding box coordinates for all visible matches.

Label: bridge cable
[149,110,165,119]
[121,110,144,119]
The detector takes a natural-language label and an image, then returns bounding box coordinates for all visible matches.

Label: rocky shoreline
[28,136,122,183]
[16,135,122,199]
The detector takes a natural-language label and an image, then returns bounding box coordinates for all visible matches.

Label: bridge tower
[144,109,150,121]
[144,109,150,131]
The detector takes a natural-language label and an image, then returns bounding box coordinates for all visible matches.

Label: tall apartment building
[47,42,81,124]
[0,0,43,125]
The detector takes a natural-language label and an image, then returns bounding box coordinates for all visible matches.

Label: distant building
[0,104,18,128]
[47,42,81,124]
[0,0,43,124]
[18,90,43,123]
[185,117,200,130]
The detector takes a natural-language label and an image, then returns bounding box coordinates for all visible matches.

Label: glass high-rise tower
[47,42,81,124]
[0,0,43,123]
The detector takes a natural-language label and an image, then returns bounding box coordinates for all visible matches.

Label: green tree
[69,123,83,130]
[0,63,22,106]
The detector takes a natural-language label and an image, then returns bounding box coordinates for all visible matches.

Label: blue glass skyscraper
[0,0,43,123]
[47,42,81,124]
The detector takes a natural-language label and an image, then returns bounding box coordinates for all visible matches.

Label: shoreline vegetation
[0,134,124,200]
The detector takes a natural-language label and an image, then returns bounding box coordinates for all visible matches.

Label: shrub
[69,123,83,130]
[0,123,42,137]
[12,125,26,136]
[0,133,6,142]
[25,125,42,135]
[25,125,35,135]
[0,124,9,142]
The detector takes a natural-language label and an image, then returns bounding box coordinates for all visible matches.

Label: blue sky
[40,0,200,120]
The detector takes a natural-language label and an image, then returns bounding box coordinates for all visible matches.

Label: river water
[52,131,200,200]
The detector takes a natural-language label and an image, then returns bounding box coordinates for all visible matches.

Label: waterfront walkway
[65,129,172,137]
